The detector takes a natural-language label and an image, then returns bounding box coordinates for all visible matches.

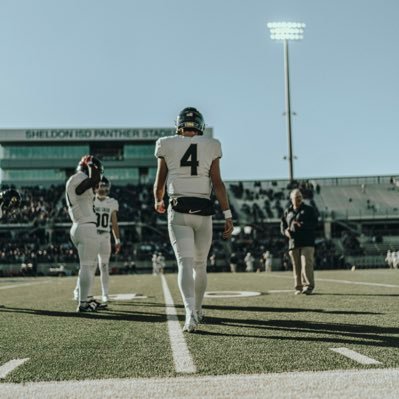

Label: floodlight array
[267,22,305,41]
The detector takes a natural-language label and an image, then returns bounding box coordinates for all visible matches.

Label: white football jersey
[155,135,222,199]
[65,171,96,224]
[94,196,119,233]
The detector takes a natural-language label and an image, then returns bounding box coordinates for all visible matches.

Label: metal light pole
[267,22,305,182]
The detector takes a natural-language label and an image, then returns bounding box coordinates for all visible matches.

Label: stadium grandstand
[0,128,398,276]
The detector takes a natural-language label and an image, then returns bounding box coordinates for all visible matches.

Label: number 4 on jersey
[180,144,199,176]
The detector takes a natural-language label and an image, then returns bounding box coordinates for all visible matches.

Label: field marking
[160,274,196,374]
[205,291,261,298]
[330,348,382,365]
[0,281,51,290]
[1,368,398,399]
[0,358,29,379]
[270,274,399,288]
[317,278,399,288]
[93,293,148,301]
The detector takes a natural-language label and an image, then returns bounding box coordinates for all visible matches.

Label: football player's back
[155,135,222,200]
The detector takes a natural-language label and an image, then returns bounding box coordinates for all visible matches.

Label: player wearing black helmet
[154,107,234,332]
[66,155,104,313]
[176,107,206,135]
[73,176,121,307]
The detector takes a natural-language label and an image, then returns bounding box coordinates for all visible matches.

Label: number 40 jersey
[94,196,119,234]
[155,135,222,200]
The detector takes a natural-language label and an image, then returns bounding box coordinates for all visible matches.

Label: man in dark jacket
[281,189,318,294]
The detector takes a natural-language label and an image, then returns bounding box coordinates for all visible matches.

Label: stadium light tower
[267,22,305,182]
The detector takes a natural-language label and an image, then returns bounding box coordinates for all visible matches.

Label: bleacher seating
[313,184,399,219]
[1,175,399,274]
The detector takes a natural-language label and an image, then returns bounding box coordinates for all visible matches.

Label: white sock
[74,272,80,294]
[177,257,195,314]
[194,261,207,312]
[100,263,109,297]
[86,264,97,299]
[79,265,91,303]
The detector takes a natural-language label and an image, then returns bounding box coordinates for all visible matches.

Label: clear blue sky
[0,0,398,181]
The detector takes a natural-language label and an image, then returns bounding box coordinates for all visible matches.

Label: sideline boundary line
[1,368,397,399]
[160,274,196,374]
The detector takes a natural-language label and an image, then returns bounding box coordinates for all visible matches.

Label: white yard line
[270,274,399,288]
[317,278,399,288]
[1,368,398,399]
[0,358,29,379]
[330,348,382,365]
[0,281,51,290]
[160,274,196,374]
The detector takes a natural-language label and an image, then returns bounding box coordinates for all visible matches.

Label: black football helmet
[76,155,104,176]
[0,189,21,211]
[176,107,205,135]
[97,176,111,195]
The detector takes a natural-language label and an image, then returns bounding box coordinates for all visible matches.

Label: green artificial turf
[0,269,398,382]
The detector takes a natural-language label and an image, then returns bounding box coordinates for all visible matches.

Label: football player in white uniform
[74,176,121,305]
[66,155,103,312]
[154,107,234,332]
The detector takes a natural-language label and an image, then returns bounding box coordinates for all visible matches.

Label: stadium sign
[0,128,176,142]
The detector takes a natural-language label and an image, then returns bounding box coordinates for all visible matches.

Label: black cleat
[76,302,97,313]
[89,299,108,309]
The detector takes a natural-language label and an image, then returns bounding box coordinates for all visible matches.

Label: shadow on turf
[194,318,399,348]
[0,306,166,322]
[200,304,381,316]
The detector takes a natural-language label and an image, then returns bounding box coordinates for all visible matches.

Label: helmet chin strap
[97,193,107,200]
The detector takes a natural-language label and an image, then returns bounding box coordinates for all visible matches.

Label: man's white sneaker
[102,295,109,303]
[182,313,197,333]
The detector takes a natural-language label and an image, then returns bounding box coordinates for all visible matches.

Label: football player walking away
[73,176,121,306]
[0,189,21,308]
[66,155,103,312]
[153,107,234,333]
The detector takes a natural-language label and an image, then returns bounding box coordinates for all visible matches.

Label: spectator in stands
[157,252,166,274]
[281,189,318,295]
[152,252,160,275]
[263,251,273,272]
[208,253,217,273]
[394,251,399,269]
[229,252,238,273]
[281,252,290,271]
[385,250,393,269]
[244,252,255,272]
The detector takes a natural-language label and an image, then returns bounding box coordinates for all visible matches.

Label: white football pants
[70,223,100,304]
[168,209,212,315]
[74,233,111,299]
